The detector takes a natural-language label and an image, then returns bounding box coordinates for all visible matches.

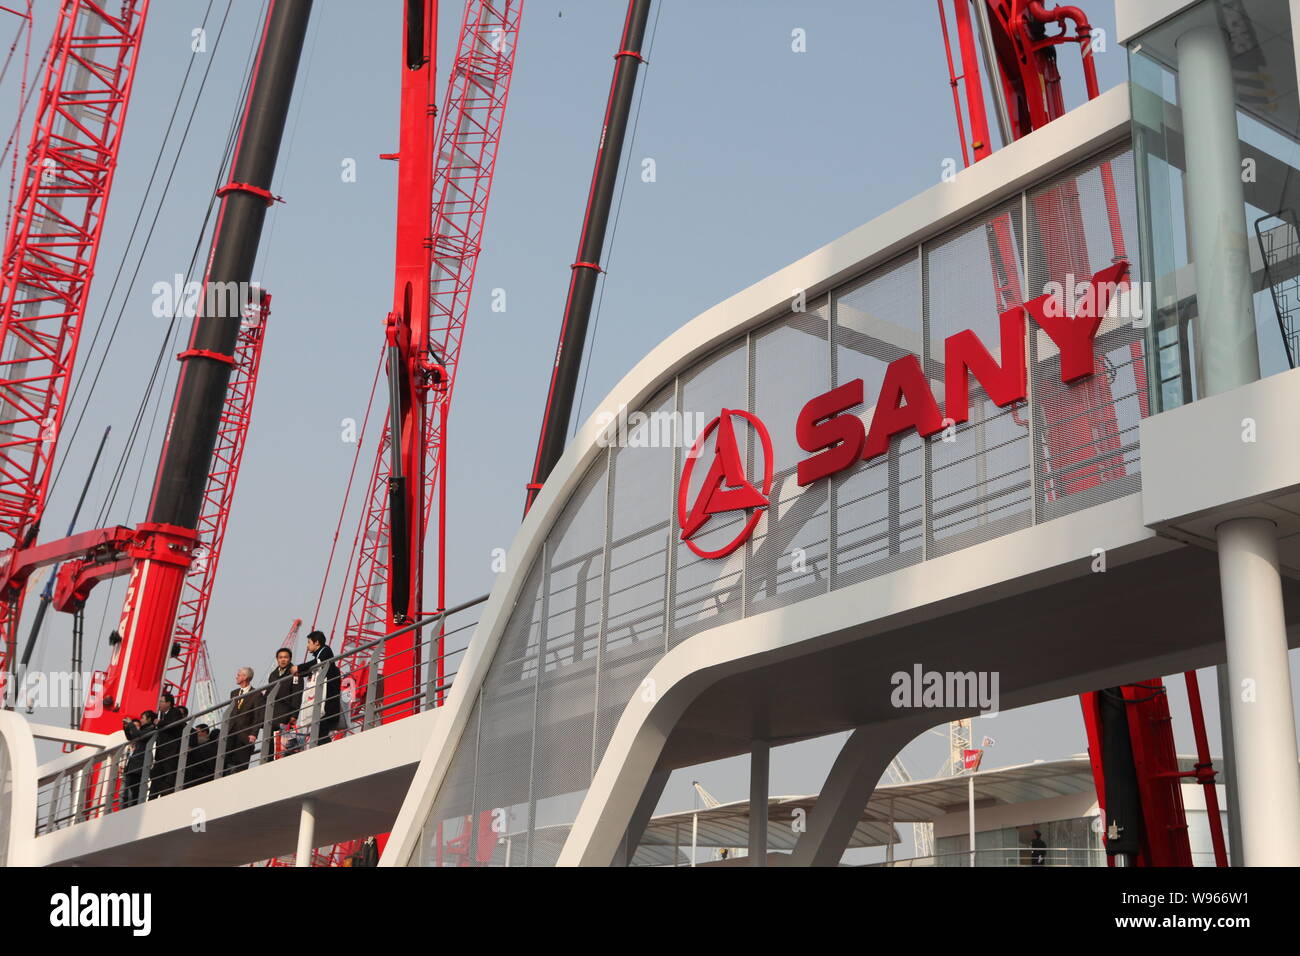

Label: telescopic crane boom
[79,0,313,733]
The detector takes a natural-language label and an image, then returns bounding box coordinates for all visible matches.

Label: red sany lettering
[796,379,865,486]
[944,306,1027,425]
[1024,260,1129,383]
[863,354,944,461]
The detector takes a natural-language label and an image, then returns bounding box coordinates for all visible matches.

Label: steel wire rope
[0,29,47,216]
[0,3,31,89]
[319,351,384,635]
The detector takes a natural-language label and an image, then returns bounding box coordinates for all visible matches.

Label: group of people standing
[119,631,342,805]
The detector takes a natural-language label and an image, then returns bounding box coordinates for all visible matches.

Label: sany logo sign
[678,410,772,559]
[678,261,1128,557]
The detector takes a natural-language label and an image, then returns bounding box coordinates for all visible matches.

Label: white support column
[748,740,769,867]
[788,721,929,867]
[1175,14,1300,866]
[1291,1,1300,116]
[1216,517,1300,865]
[968,775,976,868]
[295,797,317,867]
[1176,20,1260,394]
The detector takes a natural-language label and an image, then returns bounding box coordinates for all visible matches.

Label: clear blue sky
[7,1,1294,855]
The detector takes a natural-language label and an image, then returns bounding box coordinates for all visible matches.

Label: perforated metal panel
[528,457,608,860]
[670,341,748,647]
[421,548,543,867]
[925,200,1033,557]
[1029,146,1145,521]
[596,386,676,761]
[746,300,831,615]
[832,253,924,585]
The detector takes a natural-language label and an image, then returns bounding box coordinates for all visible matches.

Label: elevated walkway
[22,708,435,866]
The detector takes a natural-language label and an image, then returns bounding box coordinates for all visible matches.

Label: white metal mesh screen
[832,253,924,585]
[670,341,748,647]
[1029,146,1145,520]
[528,458,608,860]
[925,199,1033,557]
[596,385,676,760]
[746,300,831,614]
[415,144,1147,866]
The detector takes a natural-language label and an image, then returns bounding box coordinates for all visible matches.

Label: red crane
[0,0,149,697]
[287,0,521,869]
[937,0,1226,867]
[72,0,313,735]
[335,0,523,723]
[50,291,276,711]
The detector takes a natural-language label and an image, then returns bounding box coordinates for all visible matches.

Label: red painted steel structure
[338,0,522,724]
[20,295,277,720]
[0,0,148,696]
[299,0,521,869]
[938,0,1223,866]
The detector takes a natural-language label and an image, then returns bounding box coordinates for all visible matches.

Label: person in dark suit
[121,710,156,807]
[224,667,265,774]
[265,647,302,756]
[148,693,186,798]
[1030,828,1047,866]
[293,631,342,746]
[184,724,220,787]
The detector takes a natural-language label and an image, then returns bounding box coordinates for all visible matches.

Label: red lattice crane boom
[0,0,149,695]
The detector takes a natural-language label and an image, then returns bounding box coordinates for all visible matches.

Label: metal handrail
[868,846,1106,867]
[33,595,488,835]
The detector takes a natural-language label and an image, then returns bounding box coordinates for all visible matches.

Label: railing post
[213,712,231,779]
[176,717,193,790]
[71,765,87,825]
[363,642,381,730]
[423,611,446,712]
[309,665,325,749]
[104,746,121,815]
[140,733,155,799]
[45,770,62,831]
[260,680,278,763]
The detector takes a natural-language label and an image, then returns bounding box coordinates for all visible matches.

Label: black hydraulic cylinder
[525,0,651,513]
[146,0,313,530]
[1099,686,1144,861]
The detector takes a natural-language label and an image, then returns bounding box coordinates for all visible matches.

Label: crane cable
[317,351,384,634]
[0,2,31,89]
[0,6,41,238]
[571,0,664,435]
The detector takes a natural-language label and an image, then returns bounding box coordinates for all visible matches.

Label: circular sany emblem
[677,408,773,559]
